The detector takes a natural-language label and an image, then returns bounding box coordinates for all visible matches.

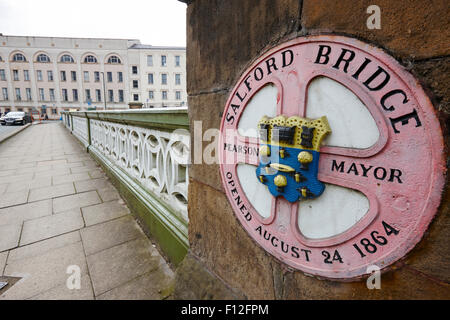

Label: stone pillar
[175,0,449,299]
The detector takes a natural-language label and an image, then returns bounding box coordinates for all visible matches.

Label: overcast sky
[0,0,187,46]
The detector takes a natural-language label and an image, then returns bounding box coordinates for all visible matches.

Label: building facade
[0,35,187,118]
[128,44,187,108]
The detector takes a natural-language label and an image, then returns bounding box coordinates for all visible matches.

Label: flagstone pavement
[0,122,174,300]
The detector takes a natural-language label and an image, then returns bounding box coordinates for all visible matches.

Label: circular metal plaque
[218,35,445,280]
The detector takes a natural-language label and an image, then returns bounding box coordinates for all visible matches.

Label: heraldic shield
[256,115,331,203]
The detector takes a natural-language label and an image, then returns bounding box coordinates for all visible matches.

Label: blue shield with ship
[255,115,331,203]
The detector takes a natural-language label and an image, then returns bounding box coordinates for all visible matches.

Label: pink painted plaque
[218,35,445,280]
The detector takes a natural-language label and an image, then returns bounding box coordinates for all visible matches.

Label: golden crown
[258,115,331,151]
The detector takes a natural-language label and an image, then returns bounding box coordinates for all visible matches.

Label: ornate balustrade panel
[61,109,190,265]
[72,115,89,145]
[90,119,189,220]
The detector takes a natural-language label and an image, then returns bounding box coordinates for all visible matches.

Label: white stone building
[0,34,187,119]
[128,44,187,108]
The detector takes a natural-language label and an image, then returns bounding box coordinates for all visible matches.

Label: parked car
[0,111,28,126]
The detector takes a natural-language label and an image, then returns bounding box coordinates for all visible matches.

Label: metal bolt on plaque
[218,35,445,280]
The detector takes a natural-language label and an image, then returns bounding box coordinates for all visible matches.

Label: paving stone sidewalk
[0,122,174,300]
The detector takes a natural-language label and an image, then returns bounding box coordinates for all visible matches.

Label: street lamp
[100,71,107,110]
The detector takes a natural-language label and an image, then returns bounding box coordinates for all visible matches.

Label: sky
[0,0,187,46]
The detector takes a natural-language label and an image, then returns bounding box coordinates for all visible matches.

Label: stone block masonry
[0,122,174,300]
[176,0,449,299]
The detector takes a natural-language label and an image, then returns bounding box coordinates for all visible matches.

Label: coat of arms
[256,115,331,203]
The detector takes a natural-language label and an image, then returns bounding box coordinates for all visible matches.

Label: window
[62,89,68,101]
[37,70,43,81]
[12,53,26,62]
[148,73,153,84]
[162,90,167,100]
[60,55,74,63]
[175,74,181,85]
[85,89,91,102]
[71,71,77,81]
[132,66,138,74]
[84,55,97,63]
[107,72,112,82]
[161,55,167,66]
[132,80,138,89]
[2,88,8,100]
[96,89,101,102]
[147,55,153,66]
[118,72,123,83]
[72,89,78,101]
[84,71,89,82]
[108,90,114,102]
[94,71,100,82]
[39,88,45,101]
[149,91,154,99]
[24,70,30,81]
[107,55,121,64]
[26,88,32,101]
[0,70,5,81]
[13,70,19,81]
[60,71,66,81]
[133,94,139,101]
[52,108,57,115]
[175,55,180,67]
[36,54,50,63]
[15,88,21,101]
[161,74,167,85]
[176,91,181,100]
[47,70,54,81]
[49,89,55,101]
[118,90,124,102]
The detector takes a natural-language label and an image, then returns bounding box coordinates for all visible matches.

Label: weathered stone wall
[175,0,450,299]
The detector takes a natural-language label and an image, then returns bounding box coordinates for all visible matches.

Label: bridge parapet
[62,108,190,265]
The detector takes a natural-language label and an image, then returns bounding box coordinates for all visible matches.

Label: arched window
[84,55,98,63]
[107,55,121,64]
[60,54,75,63]
[12,53,27,62]
[36,54,50,63]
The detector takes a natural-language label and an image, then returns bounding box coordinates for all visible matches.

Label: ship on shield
[256,115,331,203]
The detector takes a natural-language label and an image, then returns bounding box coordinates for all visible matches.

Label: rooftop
[128,43,186,50]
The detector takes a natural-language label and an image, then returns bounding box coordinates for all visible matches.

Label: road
[0,125,27,142]
[0,125,21,135]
